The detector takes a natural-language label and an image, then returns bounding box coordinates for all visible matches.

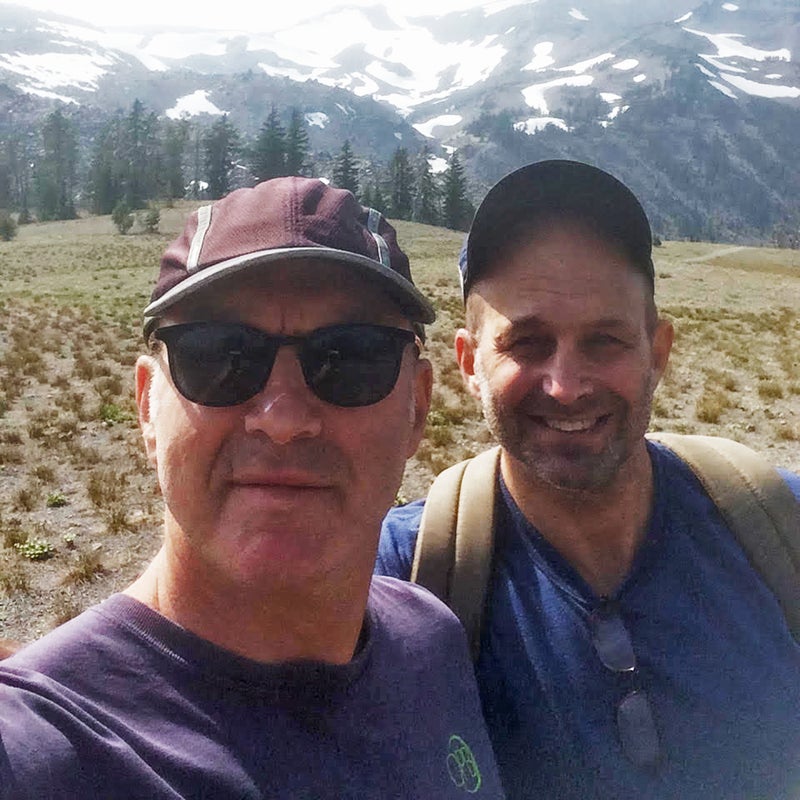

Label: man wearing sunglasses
[377,160,800,798]
[0,178,505,798]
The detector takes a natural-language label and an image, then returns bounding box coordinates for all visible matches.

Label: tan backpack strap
[412,446,501,657]
[648,432,800,639]
[450,447,502,658]
[412,458,470,601]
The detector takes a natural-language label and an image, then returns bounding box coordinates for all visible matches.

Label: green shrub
[46,491,68,508]
[111,201,134,235]
[141,207,160,233]
[14,537,56,561]
[0,212,17,242]
[99,402,131,424]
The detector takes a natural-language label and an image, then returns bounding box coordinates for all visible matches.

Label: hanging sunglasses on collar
[152,321,417,409]
[591,600,661,771]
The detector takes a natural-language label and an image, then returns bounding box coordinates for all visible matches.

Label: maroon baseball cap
[143,177,435,336]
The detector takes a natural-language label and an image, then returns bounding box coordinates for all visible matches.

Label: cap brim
[143,246,436,334]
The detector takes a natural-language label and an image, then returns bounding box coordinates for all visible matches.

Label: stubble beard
[475,368,658,493]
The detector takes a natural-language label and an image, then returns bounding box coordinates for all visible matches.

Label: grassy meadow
[0,203,799,643]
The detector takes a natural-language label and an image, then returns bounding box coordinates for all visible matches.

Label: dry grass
[0,212,798,644]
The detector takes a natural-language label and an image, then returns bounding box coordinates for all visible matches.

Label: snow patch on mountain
[483,0,526,16]
[522,74,593,114]
[514,116,568,133]
[684,27,791,62]
[709,79,737,98]
[524,42,555,71]
[260,11,507,112]
[413,114,462,137]
[166,90,225,119]
[701,54,747,73]
[0,51,114,93]
[305,112,329,128]
[720,72,800,98]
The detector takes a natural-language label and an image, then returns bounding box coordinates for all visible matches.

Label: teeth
[545,418,596,432]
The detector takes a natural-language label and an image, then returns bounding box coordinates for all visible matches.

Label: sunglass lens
[165,324,275,407]
[592,613,636,672]
[617,690,661,769]
[303,326,408,407]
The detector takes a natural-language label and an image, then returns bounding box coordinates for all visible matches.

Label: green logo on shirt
[447,734,482,793]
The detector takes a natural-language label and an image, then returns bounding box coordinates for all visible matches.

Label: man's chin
[517,443,626,493]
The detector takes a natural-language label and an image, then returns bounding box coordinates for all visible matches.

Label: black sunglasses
[152,321,417,408]
[591,601,661,770]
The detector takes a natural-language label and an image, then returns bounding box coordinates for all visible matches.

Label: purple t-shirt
[0,576,505,799]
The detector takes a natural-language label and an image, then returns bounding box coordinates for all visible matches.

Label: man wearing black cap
[377,160,800,798]
[0,178,506,799]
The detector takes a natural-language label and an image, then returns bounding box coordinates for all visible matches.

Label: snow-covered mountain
[2,1,797,137]
[0,0,798,241]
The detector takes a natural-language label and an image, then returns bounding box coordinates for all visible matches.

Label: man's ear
[406,357,433,458]
[455,328,483,400]
[135,355,158,468]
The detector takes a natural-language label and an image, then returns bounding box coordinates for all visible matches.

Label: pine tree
[204,115,241,199]
[252,106,286,181]
[413,146,439,225]
[34,108,77,221]
[332,140,359,197]
[163,118,189,201]
[358,158,385,211]
[88,101,163,213]
[123,99,161,209]
[3,134,33,222]
[189,124,204,199]
[88,115,124,215]
[0,143,12,210]
[13,137,32,223]
[361,185,373,208]
[371,182,387,214]
[285,108,310,176]
[388,146,413,220]
[442,150,473,231]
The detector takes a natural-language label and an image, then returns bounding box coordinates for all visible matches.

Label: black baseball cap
[458,160,655,298]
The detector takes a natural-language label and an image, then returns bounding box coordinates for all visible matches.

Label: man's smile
[536,414,611,434]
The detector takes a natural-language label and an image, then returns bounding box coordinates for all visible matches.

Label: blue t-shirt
[0,577,506,799]
[376,442,800,799]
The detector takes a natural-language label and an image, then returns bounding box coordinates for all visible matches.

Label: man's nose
[243,347,323,444]
[541,347,592,405]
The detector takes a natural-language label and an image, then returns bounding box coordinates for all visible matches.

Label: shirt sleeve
[374,500,424,580]
[778,469,800,502]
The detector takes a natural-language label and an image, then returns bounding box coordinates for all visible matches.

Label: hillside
[0,209,798,644]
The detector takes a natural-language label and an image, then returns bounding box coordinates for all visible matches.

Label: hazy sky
[6,0,485,30]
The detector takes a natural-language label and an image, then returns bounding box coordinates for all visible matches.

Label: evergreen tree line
[0,100,474,233]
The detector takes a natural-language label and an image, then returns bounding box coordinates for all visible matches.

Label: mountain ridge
[0,0,798,243]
